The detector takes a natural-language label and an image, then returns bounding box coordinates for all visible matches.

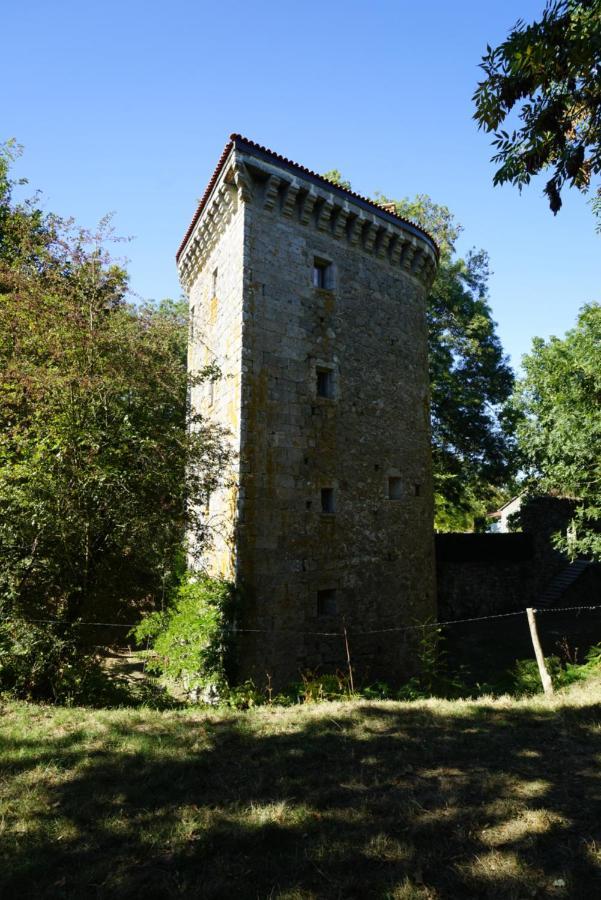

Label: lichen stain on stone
[209,295,218,326]
[238,366,269,578]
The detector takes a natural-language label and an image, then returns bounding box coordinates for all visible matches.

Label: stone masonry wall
[187,197,245,578]
[235,170,437,687]
[179,138,439,689]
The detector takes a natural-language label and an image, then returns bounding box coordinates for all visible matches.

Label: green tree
[0,142,230,698]
[473,0,601,221]
[375,193,516,530]
[322,169,352,190]
[512,304,601,559]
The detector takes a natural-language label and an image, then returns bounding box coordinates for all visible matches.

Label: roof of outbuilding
[176,134,439,263]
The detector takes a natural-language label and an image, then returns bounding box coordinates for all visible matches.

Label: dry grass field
[1,677,601,898]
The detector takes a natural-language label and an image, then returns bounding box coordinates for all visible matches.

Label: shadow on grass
[1,697,601,898]
[78,669,182,711]
[71,650,183,711]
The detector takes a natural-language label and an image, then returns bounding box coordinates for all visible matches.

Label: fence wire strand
[5,602,601,639]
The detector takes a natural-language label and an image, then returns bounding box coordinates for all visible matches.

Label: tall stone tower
[177,135,439,687]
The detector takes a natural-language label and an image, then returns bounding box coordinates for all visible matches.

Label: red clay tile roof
[176,134,439,263]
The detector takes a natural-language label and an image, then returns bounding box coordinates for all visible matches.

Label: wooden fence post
[342,619,355,695]
[526,607,554,696]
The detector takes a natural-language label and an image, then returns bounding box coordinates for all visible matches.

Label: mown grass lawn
[1,679,601,899]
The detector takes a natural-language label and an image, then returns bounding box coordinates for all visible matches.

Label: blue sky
[4,0,599,370]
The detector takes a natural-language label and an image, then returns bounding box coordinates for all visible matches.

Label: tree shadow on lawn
[1,698,601,899]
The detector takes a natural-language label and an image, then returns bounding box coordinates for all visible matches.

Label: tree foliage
[375,193,516,530]
[0,142,230,698]
[473,0,601,220]
[322,169,352,190]
[512,303,601,559]
[132,574,238,698]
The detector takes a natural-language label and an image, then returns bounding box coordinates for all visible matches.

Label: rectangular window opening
[388,476,403,501]
[414,483,421,497]
[316,368,335,399]
[312,257,333,289]
[321,487,335,514]
[317,589,337,616]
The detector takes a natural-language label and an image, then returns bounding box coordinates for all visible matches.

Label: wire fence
[7,603,601,639]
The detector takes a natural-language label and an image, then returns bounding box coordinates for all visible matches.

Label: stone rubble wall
[181,145,438,688]
[235,164,436,687]
[187,196,245,579]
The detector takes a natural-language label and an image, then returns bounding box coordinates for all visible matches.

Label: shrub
[510,644,601,696]
[295,671,354,703]
[0,616,100,703]
[510,656,562,696]
[132,574,238,698]
[397,619,469,700]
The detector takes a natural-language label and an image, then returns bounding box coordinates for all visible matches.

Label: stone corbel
[210,199,225,231]
[363,219,379,253]
[316,198,334,232]
[424,257,437,288]
[299,189,318,226]
[332,207,349,239]
[263,174,281,212]
[217,182,234,215]
[231,159,253,204]
[375,227,393,259]
[281,182,300,217]
[347,214,365,246]
[401,238,418,271]
[411,249,427,278]
[389,233,403,266]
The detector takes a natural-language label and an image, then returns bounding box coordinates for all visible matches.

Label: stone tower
[177,135,439,687]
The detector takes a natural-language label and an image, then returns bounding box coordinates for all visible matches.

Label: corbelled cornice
[177,143,439,292]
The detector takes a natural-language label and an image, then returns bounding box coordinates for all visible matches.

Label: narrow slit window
[321,487,335,514]
[212,267,218,297]
[317,589,337,616]
[316,368,335,399]
[388,476,403,500]
[414,483,421,497]
[312,258,333,289]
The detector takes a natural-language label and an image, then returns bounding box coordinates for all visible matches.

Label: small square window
[316,368,335,399]
[321,487,335,514]
[312,258,333,289]
[317,589,337,616]
[388,476,403,500]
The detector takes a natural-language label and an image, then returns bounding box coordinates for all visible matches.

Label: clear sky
[4,0,599,370]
